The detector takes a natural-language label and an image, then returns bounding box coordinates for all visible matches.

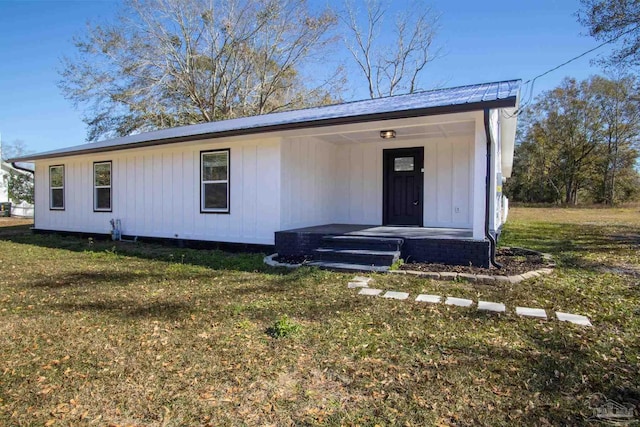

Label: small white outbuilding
[0,161,34,218]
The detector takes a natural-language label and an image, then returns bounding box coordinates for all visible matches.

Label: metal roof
[11,79,520,162]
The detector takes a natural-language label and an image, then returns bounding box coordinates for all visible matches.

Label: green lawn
[0,208,638,426]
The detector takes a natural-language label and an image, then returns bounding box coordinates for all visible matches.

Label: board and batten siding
[280,137,339,230]
[279,133,475,230]
[34,138,281,245]
[332,136,474,228]
[34,118,482,242]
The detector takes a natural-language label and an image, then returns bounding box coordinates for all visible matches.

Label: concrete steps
[320,235,403,251]
[306,261,391,273]
[310,235,403,271]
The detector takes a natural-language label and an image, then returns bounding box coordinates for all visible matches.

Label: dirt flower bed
[401,247,553,276]
[275,248,553,276]
[273,254,313,264]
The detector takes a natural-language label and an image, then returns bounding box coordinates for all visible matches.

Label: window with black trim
[94,161,112,211]
[201,149,229,213]
[49,165,64,210]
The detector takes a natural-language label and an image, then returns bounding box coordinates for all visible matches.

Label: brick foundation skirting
[275,229,491,267]
[32,228,274,254]
[402,239,490,268]
[274,231,327,257]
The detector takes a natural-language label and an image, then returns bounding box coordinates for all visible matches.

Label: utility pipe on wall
[483,109,502,269]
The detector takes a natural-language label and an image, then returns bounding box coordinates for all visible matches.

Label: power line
[505,23,640,119]
[525,24,640,85]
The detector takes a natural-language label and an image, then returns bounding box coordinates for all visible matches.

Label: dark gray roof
[11,79,520,162]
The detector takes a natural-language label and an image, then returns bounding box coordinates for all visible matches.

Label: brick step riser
[314,251,399,266]
[306,261,390,273]
[319,242,402,251]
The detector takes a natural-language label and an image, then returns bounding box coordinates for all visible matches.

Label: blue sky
[0,0,616,154]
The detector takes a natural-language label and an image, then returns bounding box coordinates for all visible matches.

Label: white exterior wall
[11,201,34,218]
[472,114,487,240]
[32,110,507,244]
[332,137,474,228]
[0,164,35,218]
[0,169,7,203]
[489,109,499,231]
[488,109,507,231]
[280,127,478,231]
[472,108,507,238]
[34,137,281,245]
[280,137,339,230]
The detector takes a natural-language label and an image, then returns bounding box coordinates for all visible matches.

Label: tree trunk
[610,142,619,205]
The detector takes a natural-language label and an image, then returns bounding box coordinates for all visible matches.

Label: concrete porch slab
[278,224,473,240]
[276,224,489,268]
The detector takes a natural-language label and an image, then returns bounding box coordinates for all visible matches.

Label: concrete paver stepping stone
[445,297,474,307]
[516,306,547,319]
[349,276,373,288]
[521,271,540,280]
[383,291,409,300]
[348,276,373,288]
[415,294,441,304]
[477,301,506,313]
[358,288,383,296]
[556,312,592,327]
[348,281,369,288]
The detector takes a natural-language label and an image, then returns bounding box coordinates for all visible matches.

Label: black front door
[383,147,424,226]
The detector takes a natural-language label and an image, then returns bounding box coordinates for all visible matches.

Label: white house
[10,80,520,269]
[0,161,34,218]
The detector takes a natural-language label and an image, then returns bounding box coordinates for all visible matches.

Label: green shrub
[266,315,301,338]
[389,258,405,270]
[5,170,34,204]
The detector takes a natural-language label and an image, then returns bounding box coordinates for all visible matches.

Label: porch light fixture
[380,130,396,139]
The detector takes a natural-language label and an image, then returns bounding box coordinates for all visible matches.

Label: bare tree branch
[339,0,440,98]
[59,0,341,141]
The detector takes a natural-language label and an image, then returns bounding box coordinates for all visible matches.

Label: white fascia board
[499,107,518,178]
[489,109,500,147]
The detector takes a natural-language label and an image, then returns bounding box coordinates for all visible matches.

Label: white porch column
[472,113,487,240]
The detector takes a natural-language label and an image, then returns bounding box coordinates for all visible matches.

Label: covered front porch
[272,92,518,270]
[275,224,490,269]
[278,111,489,241]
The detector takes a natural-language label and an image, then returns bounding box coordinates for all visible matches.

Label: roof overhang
[1,161,34,174]
[500,107,518,178]
[10,80,520,162]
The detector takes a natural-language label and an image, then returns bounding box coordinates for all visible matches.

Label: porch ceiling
[303,120,475,145]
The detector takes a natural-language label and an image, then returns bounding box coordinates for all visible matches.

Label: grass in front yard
[0,209,639,426]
